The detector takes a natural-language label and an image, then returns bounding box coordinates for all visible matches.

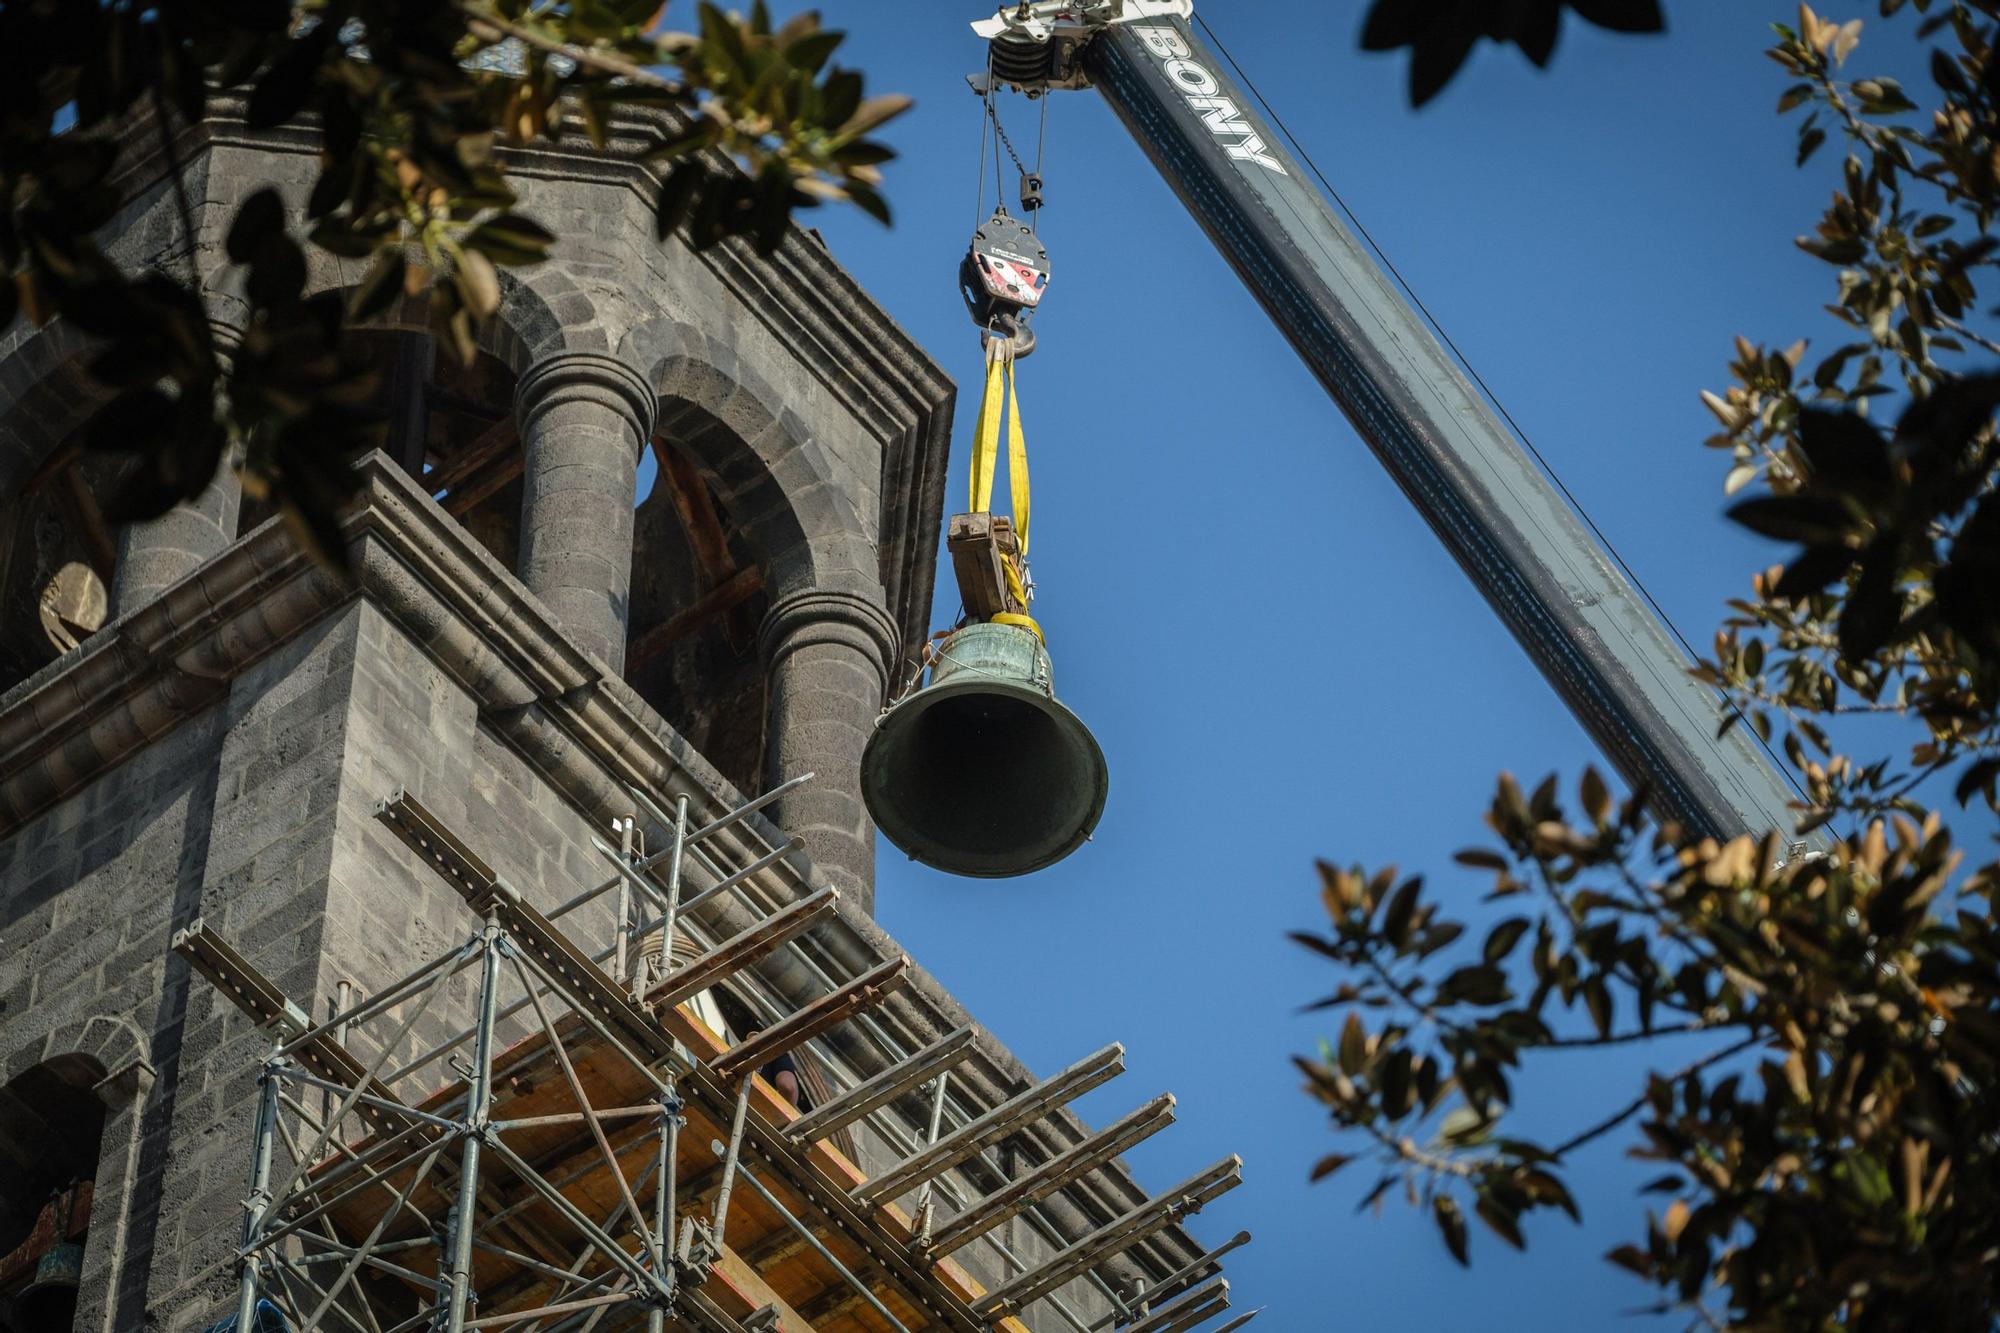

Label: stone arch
[620,318,897,904]
[621,317,877,603]
[291,263,576,380]
[0,1052,106,1241]
[0,1017,154,1333]
[32,1015,150,1094]
[0,1051,108,1333]
[488,264,613,369]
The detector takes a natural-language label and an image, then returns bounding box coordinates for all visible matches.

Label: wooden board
[946,513,1025,620]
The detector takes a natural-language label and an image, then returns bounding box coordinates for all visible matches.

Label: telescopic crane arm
[971,1,1808,844]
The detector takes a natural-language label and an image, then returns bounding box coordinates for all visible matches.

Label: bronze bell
[863,620,1107,877]
[12,1239,82,1332]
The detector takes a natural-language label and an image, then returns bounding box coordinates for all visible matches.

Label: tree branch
[1549,1035,1760,1159]
[1938,312,2000,357]
[1539,1020,1712,1049]
[454,1,689,97]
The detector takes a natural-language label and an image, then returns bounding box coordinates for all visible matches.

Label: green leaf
[1288,930,1343,963]
[465,212,557,266]
[1579,767,1610,823]
[1606,1244,1651,1276]
[1434,1195,1470,1266]
[245,237,307,309]
[1416,921,1465,958]
[1439,963,1509,1007]
[832,140,897,168]
[1773,543,1854,600]
[349,248,406,322]
[839,93,912,138]
[817,67,861,128]
[1518,1168,1579,1221]
[1309,1153,1354,1182]
[655,162,707,240]
[245,23,330,130]
[843,179,892,228]
[1338,1011,1367,1075]
[643,119,723,165]
[1484,918,1530,965]
[455,247,501,319]
[1837,544,1903,661]
[1727,493,1855,544]
[1380,1048,1415,1117]
[699,2,752,83]
[1569,0,1665,34]
[1440,1106,1490,1145]
[1381,877,1420,949]
[1475,1192,1525,1249]
[785,29,844,73]
[1932,48,1968,95]
[1405,26,1476,107]
[227,189,288,265]
[1583,975,1613,1038]
[84,386,178,455]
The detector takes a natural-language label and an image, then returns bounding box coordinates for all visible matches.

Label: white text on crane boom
[1130,26,1288,176]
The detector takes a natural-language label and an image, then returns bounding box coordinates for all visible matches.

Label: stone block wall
[0,610,373,1330]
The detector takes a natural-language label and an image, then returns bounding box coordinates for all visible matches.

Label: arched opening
[0,439,123,696]
[0,1055,108,1333]
[236,329,526,570]
[626,435,769,795]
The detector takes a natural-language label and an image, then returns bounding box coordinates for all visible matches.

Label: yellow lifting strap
[968,340,1036,630]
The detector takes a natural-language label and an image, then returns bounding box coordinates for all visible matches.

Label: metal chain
[985,96,1031,180]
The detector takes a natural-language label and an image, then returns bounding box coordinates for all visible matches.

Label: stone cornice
[0,458,1201,1287]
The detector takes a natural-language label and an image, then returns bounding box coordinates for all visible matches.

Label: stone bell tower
[0,102,953,912]
[0,93,1242,1333]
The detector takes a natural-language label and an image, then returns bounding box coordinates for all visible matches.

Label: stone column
[74,1038,155,1333]
[109,326,243,618]
[514,352,657,668]
[758,587,899,912]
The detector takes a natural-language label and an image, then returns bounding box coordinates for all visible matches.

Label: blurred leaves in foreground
[1360,0,1666,106]
[3,0,907,562]
[1301,4,2000,1328]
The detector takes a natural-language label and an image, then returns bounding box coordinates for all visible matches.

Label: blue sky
[774,4,1935,1328]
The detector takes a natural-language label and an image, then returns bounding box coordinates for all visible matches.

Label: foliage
[0,0,905,562]
[1298,4,2000,1328]
[1359,0,1665,106]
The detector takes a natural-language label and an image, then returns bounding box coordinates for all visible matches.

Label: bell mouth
[863,672,1108,878]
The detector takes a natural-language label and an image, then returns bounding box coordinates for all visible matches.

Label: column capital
[757,587,900,696]
[514,351,657,452]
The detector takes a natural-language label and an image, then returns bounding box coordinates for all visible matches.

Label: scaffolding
[175,773,1253,1333]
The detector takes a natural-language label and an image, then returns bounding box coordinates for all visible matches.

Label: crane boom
[1024,10,1802,841]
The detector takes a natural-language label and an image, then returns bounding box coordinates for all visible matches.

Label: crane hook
[960,206,1047,360]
